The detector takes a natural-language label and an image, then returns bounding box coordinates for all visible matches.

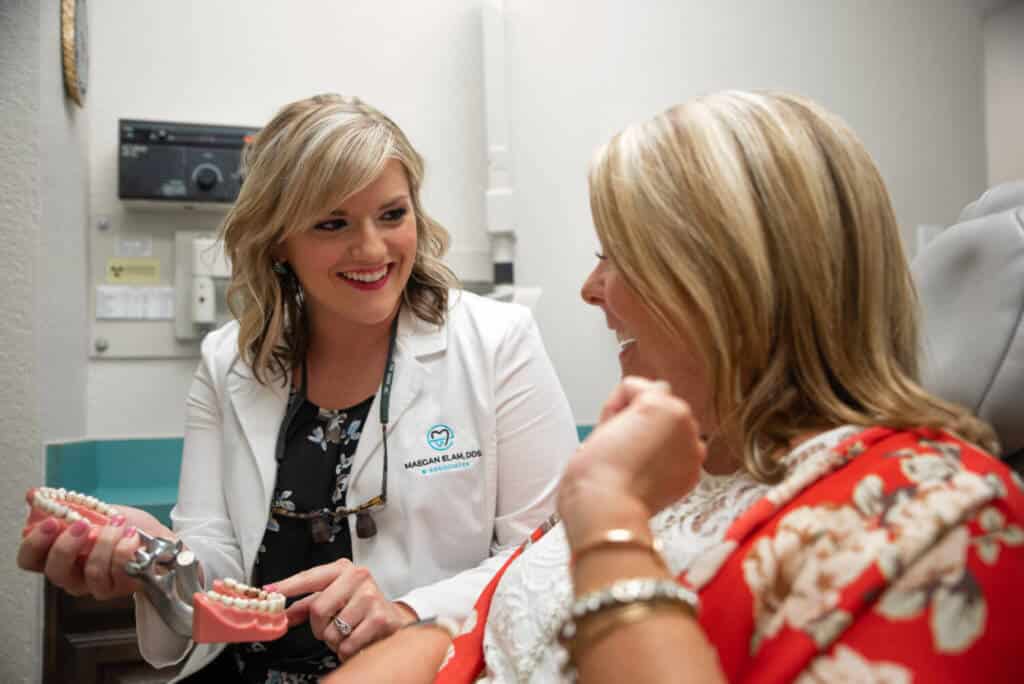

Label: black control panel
[118,119,258,203]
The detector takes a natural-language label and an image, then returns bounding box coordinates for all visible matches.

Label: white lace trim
[478,426,859,683]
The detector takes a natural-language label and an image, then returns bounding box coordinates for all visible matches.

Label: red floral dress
[436,427,1024,682]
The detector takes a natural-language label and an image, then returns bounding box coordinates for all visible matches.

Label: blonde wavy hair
[589,91,998,482]
[221,93,457,384]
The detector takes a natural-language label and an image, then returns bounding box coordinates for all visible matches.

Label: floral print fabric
[690,427,1024,682]
[228,393,373,684]
[436,427,1024,683]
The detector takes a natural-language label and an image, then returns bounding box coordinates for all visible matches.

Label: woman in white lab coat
[19,93,578,682]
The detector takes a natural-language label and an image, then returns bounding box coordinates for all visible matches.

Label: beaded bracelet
[558,577,699,672]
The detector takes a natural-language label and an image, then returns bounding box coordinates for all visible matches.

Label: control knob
[195,167,219,192]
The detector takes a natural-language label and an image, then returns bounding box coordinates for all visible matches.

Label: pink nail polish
[123,525,137,539]
[40,517,60,536]
[263,584,278,592]
[110,515,126,527]
[70,520,89,537]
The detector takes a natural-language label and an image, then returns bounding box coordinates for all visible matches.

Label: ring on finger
[332,614,353,638]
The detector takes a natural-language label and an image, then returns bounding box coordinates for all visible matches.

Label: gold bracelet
[570,601,689,666]
[570,527,666,569]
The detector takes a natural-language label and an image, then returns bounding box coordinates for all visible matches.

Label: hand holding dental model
[19,487,288,644]
[19,486,149,600]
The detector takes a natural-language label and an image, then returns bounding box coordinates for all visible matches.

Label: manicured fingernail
[263,584,278,592]
[70,520,89,537]
[123,525,137,539]
[110,515,126,527]
[39,517,60,536]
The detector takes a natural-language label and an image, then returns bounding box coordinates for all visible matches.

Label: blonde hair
[589,91,998,481]
[221,94,457,384]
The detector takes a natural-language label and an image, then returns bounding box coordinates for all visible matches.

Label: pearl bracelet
[558,577,699,671]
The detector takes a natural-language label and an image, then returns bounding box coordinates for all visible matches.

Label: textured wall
[1,1,89,680]
[0,1,44,681]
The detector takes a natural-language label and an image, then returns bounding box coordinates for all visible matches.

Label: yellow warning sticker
[105,258,161,284]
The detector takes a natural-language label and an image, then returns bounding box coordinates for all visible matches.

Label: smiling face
[580,252,661,380]
[580,246,713,432]
[277,159,417,333]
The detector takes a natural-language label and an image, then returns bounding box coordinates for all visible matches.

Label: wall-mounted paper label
[116,237,153,258]
[95,285,174,320]
[106,257,161,284]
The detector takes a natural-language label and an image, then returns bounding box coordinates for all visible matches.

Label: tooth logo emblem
[427,424,454,452]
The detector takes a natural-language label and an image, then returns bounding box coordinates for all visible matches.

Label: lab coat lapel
[226,360,290,507]
[350,309,444,486]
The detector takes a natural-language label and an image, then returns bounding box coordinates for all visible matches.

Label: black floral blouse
[226,390,374,683]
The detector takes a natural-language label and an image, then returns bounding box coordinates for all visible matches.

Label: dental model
[23,487,288,644]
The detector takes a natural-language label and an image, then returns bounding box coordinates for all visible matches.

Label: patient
[325,91,1024,682]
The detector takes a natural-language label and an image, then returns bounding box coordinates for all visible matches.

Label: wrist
[403,614,463,641]
[393,600,419,626]
[559,492,652,550]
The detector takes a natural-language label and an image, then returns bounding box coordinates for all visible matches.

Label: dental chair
[912,180,1024,474]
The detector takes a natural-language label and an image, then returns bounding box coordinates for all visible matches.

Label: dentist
[20,93,577,683]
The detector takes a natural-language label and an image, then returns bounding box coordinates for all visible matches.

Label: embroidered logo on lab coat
[404,448,482,476]
[426,424,455,451]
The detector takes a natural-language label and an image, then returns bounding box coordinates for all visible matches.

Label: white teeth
[341,267,387,283]
[33,487,116,517]
[205,579,287,613]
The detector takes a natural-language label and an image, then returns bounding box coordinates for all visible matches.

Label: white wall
[984,1,1024,185]
[503,0,990,423]
[83,0,991,435]
[85,0,490,436]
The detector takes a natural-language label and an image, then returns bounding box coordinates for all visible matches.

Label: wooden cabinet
[44,581,182,684]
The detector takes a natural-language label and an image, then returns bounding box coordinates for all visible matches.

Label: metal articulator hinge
[124,530,202,638]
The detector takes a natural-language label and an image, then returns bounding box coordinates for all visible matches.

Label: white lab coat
[135,290,579,679]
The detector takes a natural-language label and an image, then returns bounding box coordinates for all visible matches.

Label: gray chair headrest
[958,180,1024,223]
[912,180,1024,456]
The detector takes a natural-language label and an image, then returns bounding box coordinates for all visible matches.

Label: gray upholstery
[912,180,1024,458]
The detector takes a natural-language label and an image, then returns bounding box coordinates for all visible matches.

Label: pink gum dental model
[23,487,288,644]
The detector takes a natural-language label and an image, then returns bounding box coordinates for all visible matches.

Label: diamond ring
[332,614,353,638]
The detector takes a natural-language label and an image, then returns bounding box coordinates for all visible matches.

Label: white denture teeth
[34,487,114,518]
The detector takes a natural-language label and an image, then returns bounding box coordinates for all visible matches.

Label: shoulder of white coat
[197,320,245,383]
[199,319,241,359]
[446,289,533,335]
